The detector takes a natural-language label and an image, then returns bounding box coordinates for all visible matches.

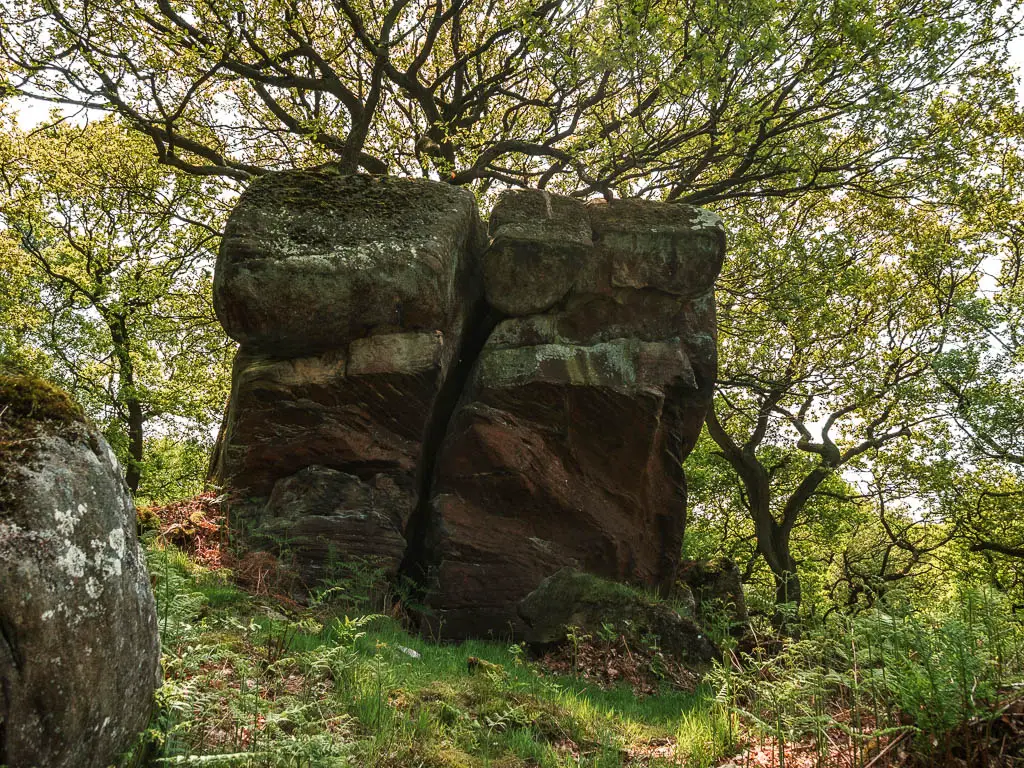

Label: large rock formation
[212,171,484,585]
[0,375,160,768]
[211,172,725,638]
[421,192,723,638]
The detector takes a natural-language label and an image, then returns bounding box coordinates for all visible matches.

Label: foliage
[710,587,1024,766]
[0,113,233,495]
[129,540,737,767]
[142,436,224,504]
[923,110,1024,580]
[697,191,966,612]
[0,0,1017,204]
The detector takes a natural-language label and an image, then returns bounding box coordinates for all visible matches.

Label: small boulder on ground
[677,557,749,633]
[0,375,160,768]
[517,567,719,665]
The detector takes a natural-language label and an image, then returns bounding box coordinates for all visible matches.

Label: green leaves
[1,0,1016,201]
[0,114,233,497]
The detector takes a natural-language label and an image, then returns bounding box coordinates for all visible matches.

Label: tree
[1,0,1017,203]
[923,111,1024,573]
[691,104,1024,618]
[822,452,960,615]
[701,192,975,612]
[0,225,49,373]
[686,433,877,618]
[0,114,232,495]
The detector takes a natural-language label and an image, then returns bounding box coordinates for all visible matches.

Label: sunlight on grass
[130,540,734,767]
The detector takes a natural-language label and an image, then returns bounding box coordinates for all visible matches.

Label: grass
[126,540,737,767]
[710,588,1024,767]
[127,530,1024,768]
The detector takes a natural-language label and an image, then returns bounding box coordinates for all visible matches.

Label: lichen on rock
[0,375,160,768]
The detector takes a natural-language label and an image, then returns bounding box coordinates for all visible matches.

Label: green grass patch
[125,541,736,767]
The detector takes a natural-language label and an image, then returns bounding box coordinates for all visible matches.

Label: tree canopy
[0,114,232,497]
[2,0,1018,203]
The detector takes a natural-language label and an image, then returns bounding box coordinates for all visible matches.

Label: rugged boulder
[678,557,749,633]
[518,568,718,665]
[421,190,725,638]
[214,170,483,356]
[0,375,160,768]
[211,176,725,639]
[482,191,592,316]
[210,171,485,585]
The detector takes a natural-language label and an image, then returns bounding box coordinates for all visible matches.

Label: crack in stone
[398,298,504,601]
[211,176,725,639]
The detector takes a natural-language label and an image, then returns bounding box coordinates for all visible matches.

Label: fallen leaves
[142,491,225,568]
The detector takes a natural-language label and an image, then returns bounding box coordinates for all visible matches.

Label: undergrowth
[125,529,1024,768]
[124,539,735,767]
[712,589,1024,767]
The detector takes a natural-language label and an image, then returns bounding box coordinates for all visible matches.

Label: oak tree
[1,0,1017,203]
[0,114,232,495]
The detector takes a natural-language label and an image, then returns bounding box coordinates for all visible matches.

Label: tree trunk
[705,410,803,617]
[757,513,802,621]
[124,396,144,494]
[106,312,144,494]
[771,550,801,607]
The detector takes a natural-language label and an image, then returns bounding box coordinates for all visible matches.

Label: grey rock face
[211,176,726,642]
[0,378,160,768]
[215,170,483,356]
[482,191,592,315]
[588,198,724,298]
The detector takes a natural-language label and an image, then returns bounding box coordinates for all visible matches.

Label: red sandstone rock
[421,191,725,639]
[210,178,725,640]
[210,172,484,582]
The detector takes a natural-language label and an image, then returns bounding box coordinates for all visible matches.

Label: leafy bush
[711,586,1024,765]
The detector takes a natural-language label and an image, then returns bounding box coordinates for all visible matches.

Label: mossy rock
[136,505,162,532]
[0,374,88,491]
[517,568,718,665]
[0,375,160,767]
[214,170,484,355]
[0,373,84,432]
[676,557,748,632]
